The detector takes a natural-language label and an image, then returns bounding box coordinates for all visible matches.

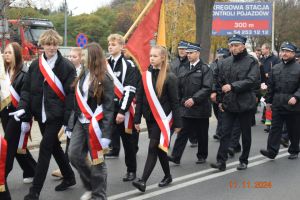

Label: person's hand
[218,103,224,112]
[184,98,194,108]
[174,128,181,134]
[210,92,217,103]
[64,126,72,139]
[222,84,231,93]
[9,109,25,121]
[115,113,125,124]
[135,124,141,132]
[21,122,30,133]
[288,97,297,105]
[100,138,111,148]
[266,103,272,111]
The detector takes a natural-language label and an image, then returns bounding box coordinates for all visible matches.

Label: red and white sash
[75,83,106,165]
[39,55,65,101]
[107,62,135,134]
[142,71,173,152]
[9,85,32,154]
[0,136,7,192]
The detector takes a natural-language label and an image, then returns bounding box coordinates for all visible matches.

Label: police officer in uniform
[170,40,189,76]
[170,40,197,147]
[211,34,260,171]
[168,42,213,164]
[260,42,300,160]
[210,48,231,140]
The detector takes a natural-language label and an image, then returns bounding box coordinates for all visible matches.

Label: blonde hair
[152,45,169,97]
[38,29,63,46]
[107,34,125,45]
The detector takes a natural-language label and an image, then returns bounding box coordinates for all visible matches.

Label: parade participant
[260,42,300,160]
[52,47,84,179]
[170,40,189,76]
[168,42,212,165]
[0,43,37,200]
[211,47,230,140]
[133,45,182,192]
[105,34,138,182]
[9,30,76,200]
[68,42,114,200]
[260,43,280,80]
[211,34,260,171]
[170,40,197,147]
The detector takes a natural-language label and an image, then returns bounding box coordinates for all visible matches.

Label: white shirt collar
[46,53,58,70]
[112,54,122,63]
[190,59,200,67]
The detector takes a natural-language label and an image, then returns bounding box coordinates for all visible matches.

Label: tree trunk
[194,0,215,63]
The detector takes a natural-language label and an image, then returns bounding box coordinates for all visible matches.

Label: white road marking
[108,148,288,200]
[127,152,289,200]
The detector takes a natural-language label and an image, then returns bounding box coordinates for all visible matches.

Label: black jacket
[260,54,280,75]
[18,51,76,125]
[265,58,300,113]
[134,66,182,129]
[0,65,28,113]
[216,50,260,113]
[178,60,213,118]
[107,55,137,115]
[73,69,115,139]
[170,56,189,77]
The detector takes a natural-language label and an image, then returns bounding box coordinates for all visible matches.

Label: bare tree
[194,0,215,63]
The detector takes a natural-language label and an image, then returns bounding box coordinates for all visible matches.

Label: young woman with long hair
[0,42,37,200]
[132,45,182,192]
[68,42,114,200]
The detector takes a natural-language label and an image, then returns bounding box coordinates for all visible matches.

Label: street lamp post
[64,0,68,46]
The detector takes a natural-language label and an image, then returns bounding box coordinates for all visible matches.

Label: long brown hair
[4,42,23,83]
[73,42,106,103]
[152,45,169,97]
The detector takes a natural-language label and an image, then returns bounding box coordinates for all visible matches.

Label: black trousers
[110,113,137,173]
[267,111,300,156]
[0,110,37,199]
[141,122,170,182]
[217,111,252,164]
[30,120,75,194]
[172,117,209,160]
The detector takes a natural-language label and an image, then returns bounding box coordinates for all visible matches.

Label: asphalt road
[7,110,300,200]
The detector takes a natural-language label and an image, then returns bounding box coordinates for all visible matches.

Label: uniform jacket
[134,66,182,129]
[170,56,189,77]
[216,49,260,113]
[18,51,76,125]
[107,55,137,115]
[73,69,115,139]
[178,60,213,118]
[265,58,300,113]
[260,53,280,75]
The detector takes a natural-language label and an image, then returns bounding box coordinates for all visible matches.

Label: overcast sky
[31,0,113,15]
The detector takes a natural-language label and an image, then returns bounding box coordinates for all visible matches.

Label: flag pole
[124,0,155,40]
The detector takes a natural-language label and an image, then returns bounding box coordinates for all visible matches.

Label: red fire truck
[0,18,54,61]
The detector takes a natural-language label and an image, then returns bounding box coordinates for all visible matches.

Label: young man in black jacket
[106,34,138,182]
[168,42,213,165]
[261,42,300,160]
[211,34,260,171]
[10,30,76,200]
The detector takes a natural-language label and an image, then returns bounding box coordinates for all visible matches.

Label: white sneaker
[80,191,92,200]
[23,177,34,184]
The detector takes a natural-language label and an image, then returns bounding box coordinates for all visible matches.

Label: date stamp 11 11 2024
[229,180,272,189]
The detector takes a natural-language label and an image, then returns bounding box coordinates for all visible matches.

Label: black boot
[158,175,172,187]
[132,179,146,192]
